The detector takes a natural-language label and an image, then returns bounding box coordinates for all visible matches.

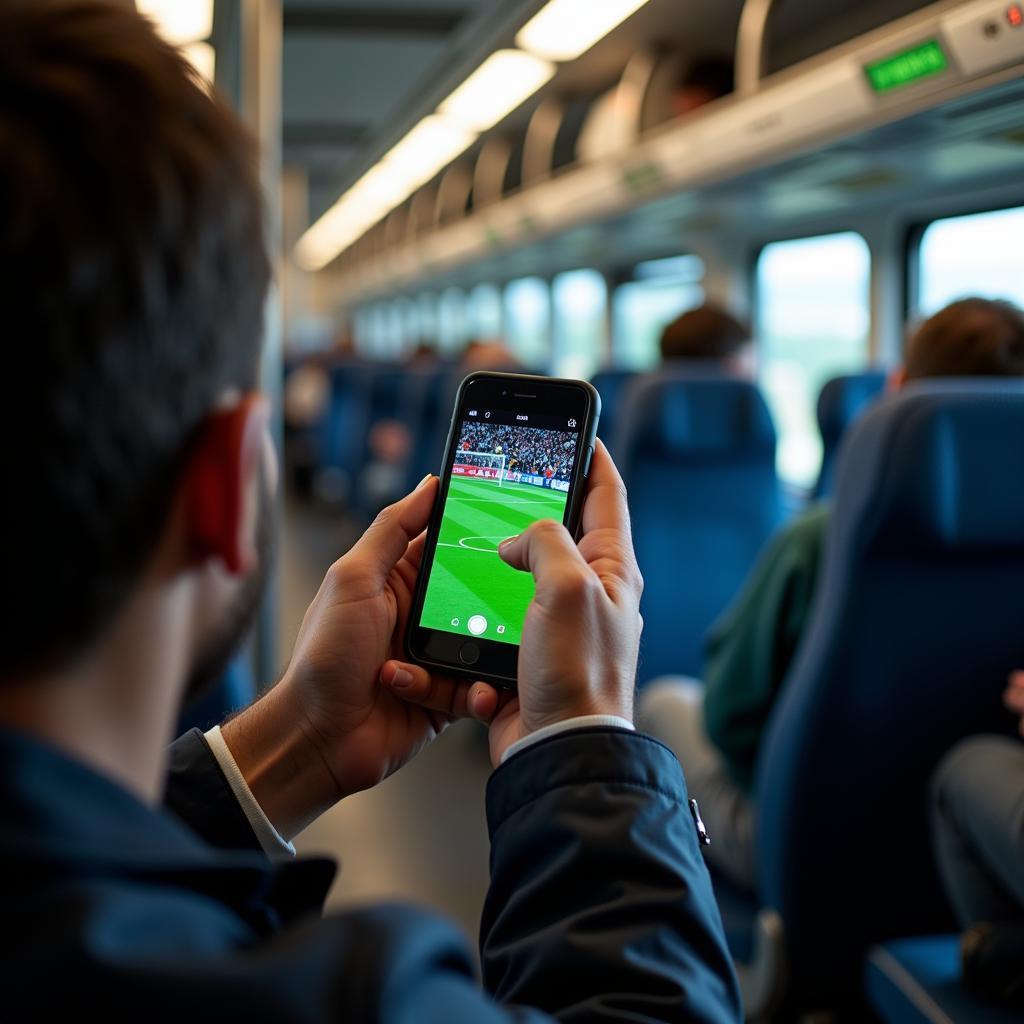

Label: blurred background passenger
[460,337,521,371]
[358,339,521,514]
[660,302,754,375]
[930,670,1024,1008]
[360,344,441,511]
[672,56,736,118]
[641,297,1024,890]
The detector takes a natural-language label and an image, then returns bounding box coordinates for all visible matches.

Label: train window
[757,232,871,488]
[358,303,390,358]
[438,287,469,356]
[467,283,503,339]
[552,268,607,379]
[917,206,1024,315]
[352,308,374,357]
[415,293,439,349]
[612,256,706,370]
[397,298,419,355]
[384,302,405,359]
[504,277,551,369]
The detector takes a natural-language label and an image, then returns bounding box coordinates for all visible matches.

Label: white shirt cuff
[204,724,297,861]
[500,715,635,765]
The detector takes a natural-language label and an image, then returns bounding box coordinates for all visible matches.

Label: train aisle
[281,495,492,949]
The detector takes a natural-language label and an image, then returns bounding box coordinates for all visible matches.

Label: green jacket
[702,503,831,793]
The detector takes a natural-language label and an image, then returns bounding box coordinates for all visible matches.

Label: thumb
[499,518,589,584]
[347,475,438,582]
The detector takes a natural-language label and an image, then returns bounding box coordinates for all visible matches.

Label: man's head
[660,304,753,366]
[902,298,1024,382]
[0,1,272,695]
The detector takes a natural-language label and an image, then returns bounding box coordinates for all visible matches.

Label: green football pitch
[420,475,568,646]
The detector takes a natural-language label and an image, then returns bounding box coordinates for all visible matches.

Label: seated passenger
[660,303,755,376]
[931,672,1024,1007]
[0,4,740,1020]
[641,297,1024,889]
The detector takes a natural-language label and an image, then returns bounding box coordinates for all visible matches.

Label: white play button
[468,615,488,636]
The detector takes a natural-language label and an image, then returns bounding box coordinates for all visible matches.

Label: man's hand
[221,475,494,840]
[382,441,643,766]
[1005,671,1024,736]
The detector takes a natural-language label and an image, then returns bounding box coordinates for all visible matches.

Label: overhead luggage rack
[329,0,1024,305]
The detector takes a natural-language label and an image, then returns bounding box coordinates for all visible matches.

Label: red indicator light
[1008,4,1024,28]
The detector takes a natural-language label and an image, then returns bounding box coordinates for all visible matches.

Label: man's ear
[888,367,908,393]
[186,394,270,576]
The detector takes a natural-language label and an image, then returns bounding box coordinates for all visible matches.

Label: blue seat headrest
[835,380,1024,553]
[817,371,887,445]
[618,372,776,459]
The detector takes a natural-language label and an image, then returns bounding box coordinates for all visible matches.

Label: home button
[459,642,481,666]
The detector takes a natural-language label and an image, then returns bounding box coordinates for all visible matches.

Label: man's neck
[0,588,190,806]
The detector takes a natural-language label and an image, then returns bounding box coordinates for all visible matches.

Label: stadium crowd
[457,421,577,482]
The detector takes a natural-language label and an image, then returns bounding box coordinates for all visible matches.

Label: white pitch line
[448,498,558,505]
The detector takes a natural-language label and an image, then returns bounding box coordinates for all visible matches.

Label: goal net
[452,451,507,487]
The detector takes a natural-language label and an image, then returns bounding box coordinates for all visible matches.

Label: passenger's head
[462,339,520,370]
[660,304,753,369]
[0,1,271,697]
[902,298,1024,382]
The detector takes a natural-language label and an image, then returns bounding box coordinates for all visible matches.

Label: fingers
[379,660,502,723]
[348,476,438,582]
[581,440,632,539]
[1005,670,1024,716]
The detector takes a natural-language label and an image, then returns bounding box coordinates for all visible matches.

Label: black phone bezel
[405,371,601,688]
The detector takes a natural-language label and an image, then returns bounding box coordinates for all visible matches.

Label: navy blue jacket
[0,722,741,1021]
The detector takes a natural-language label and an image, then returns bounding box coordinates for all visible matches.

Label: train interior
[151,0,1024,1020]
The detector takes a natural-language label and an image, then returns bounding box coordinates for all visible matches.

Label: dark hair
[660,303,752,361]
[679,57,735,101]
[905,298,1024,380]
[0,0,270,679]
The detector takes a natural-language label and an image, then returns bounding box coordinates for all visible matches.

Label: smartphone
[406,371,600,688]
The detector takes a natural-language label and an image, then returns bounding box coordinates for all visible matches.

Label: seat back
[617,371,782,679]
[814,371,887,498]
[756,381,1024,1004]
[318,361,371,491]
[591,369,637,454]
[399,363,453,492]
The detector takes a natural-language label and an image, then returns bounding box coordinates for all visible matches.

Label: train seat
[590,368,636,454]
[616,371,782,680]
[399,364,455,493]
[813,370,887,499]
[865,936,1020,1024]
[743,381,1024,1009]
[355,364,409,513]
[316,361,371,505]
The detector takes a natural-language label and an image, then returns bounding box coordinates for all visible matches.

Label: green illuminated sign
[865,39,949,93]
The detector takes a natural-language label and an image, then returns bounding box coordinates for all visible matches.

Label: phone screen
[419,409,582,646]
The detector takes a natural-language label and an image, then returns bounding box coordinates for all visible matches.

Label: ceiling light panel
[517,0,650,62]
[295,117,478,271]
[439,50,556,132]
[384,115,478,192]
